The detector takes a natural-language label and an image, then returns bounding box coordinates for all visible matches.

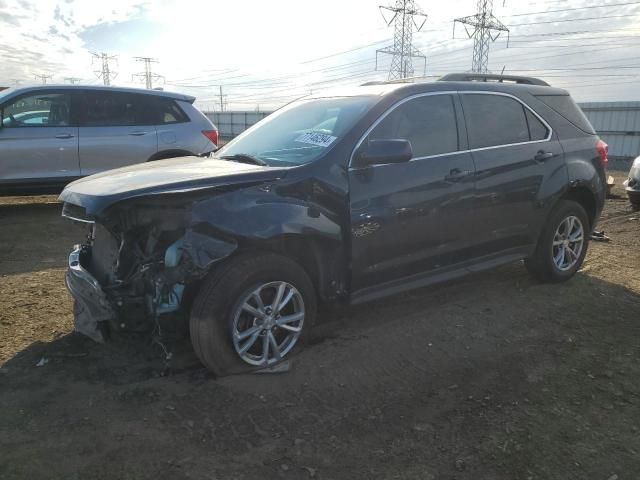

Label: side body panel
[527,95,605,230]
[349,154,477,290]
[0,89,80,191]
[78,125,158,176]
[0,125,79,183]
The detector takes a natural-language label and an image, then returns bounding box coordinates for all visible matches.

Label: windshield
[216,96,377,166]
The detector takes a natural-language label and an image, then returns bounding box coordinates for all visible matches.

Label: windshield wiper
[218,153,268,167]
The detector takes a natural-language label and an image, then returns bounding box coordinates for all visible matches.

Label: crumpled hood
[59,156,288,215]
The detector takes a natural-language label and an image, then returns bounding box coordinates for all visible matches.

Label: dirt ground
[1,172,638,480]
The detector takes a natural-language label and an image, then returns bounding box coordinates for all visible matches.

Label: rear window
[535,95,595,134]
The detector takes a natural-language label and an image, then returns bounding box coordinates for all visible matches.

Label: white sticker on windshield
[295,132,337,148]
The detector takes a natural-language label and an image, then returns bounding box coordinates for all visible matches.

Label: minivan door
[460,92,565,257]
[77,90,157,176]
[349,93,476,294]
[0,90,79,188]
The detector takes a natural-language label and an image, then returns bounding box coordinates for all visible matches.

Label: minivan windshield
[215,96,377,166]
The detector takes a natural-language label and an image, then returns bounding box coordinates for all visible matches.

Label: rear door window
[1,92,72,127]
[462,94,531,149]
[368,94,459,157]
[81,91,140,127]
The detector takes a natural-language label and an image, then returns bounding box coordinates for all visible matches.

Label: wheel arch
[558,185,597,230]
[239,234,348,304]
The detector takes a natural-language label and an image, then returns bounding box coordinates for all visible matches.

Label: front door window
[1,92,72,127]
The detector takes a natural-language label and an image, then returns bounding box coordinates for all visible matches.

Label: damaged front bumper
[64,245,115,342]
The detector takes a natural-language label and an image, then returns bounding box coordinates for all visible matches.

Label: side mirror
[354,139,412,167]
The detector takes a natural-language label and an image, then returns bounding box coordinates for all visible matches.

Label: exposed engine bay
[64,196,237,342]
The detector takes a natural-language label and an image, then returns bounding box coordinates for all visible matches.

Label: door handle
[129,131,147,136]
[534,150,554,162]
[445,168,472,182]
[55,133,74,139]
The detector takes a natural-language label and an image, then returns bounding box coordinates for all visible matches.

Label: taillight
[202,129,219,146]
[596,139,608,169]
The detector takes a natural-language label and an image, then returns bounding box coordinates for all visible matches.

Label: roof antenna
[500,65,506,75]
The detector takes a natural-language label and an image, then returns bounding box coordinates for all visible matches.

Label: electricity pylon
[376,0,428,80]
[133,57,163,89]
[454,0,509,73]
[91,52,118,86]
[34,74,52,84]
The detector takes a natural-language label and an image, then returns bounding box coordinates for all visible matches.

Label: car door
[349,92,476,292]
[78,91,157,176]
[0,90,79,186]
[460,92,564,257]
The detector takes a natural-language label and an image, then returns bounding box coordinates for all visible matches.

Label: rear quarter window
[141,96,190,125]
[535,95,595,134]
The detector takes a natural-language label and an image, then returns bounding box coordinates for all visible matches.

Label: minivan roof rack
[439,73,550,87]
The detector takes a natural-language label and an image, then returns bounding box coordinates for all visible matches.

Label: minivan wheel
[525,200,590,283]
[189,253,316,376]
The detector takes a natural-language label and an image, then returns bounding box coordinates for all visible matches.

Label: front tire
[525,200,590,283]
[190,253,316,376]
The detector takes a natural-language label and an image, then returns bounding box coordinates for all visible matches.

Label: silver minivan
[0,85,218,194]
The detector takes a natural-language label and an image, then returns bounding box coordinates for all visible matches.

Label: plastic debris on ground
[254,360,291,374]
[35,357,49,367]
[591,230,610,242]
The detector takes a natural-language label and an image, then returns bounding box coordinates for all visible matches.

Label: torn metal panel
[64,245,114,342]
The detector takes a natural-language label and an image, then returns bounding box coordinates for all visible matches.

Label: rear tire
[525,200,590,283]
[190,253,316,376]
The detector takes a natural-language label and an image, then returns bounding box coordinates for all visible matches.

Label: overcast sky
[1,0,639,109]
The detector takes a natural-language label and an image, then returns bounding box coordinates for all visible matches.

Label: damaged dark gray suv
[60,73,607,376]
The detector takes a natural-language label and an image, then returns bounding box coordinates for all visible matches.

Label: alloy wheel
[231,281,305,366]
[551,215,585,271]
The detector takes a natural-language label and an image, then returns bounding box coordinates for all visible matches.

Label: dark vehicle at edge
[624,155,640,210]
[59,73,608,376]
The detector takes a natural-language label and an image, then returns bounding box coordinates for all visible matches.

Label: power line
[508,13,640,26]
[454,0,509,73]
[376,0,428,80]
[302,39,391,64]
[506,1,640,17]
[133,56,163,89]
[91,52,118,86]
[510,27,640,37]
[64,77,81,84]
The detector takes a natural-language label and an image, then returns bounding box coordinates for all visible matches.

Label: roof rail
[438,73,550,87]
[361,75,442,87]
[361,77,418,86]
